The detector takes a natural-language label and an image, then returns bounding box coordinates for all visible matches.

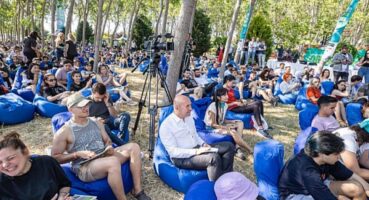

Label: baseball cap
[66,93,90,109]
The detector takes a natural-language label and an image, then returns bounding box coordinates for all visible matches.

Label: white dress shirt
[159,112,205,159]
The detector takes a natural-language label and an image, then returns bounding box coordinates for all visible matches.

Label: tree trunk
[31,0,35,31]
[93,0,105,72]
[65,0,76,35]
[51,0,56,48]
[40,0,47,51]
[166,0,197,100]
[21,3,25,40]
[82,0,89,47]
[219,0,242,79]
[161,0,169,35]
[188,0,197,34]
[155,0,164,36]
[127,1,140,50]
[101,0,114,38]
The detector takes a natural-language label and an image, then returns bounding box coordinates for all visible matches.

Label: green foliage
[212,36,227,48]
[132,14,153,49]
[76,21,94,44]
[247,14,273,57]
[336,42,358,58]
[192,9,211,57]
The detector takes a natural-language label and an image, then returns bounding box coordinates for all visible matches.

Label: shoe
[272,97,279,107]
[257,129,273,139]
[134,190,151,200]
[235,148,246,160]
[268,126,274,130]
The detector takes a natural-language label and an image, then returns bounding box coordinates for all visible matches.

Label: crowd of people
[2,30,369,200]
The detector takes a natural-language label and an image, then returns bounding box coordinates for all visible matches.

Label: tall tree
[40,0,47,50]
[166,0,197,99]
[155,0,164,36]
[219,0,242,79]
[93,0,105,71]
[161,0,169,35]
[82,0,89,47]
[65,0,76,35]
[50,0,56,48]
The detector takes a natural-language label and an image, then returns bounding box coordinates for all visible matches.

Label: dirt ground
[0,68,300,200]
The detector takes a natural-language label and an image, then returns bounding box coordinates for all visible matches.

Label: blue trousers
[358,67,369,84]
[104,112,131,146]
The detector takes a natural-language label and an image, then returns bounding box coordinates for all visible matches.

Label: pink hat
[214,172,259,200]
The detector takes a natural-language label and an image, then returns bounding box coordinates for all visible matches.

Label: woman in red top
[306,77,322,104]
[223,75,272,139]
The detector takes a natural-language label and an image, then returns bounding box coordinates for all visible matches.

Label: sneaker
[272,97,279,107]
[235,148,246,160]
[257,129,273,139]
[134,190,151,200]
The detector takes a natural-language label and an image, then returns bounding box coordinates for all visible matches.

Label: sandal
[133,190,151,200]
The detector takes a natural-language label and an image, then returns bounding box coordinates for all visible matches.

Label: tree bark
[127,1,140,50]
[161,0,169,35]
[65,0,76,35]
[40,0,47,51]
[155,0,164,36]
[166,0,197,100]
[101,0,114,38]
[51,0,56,48]
[31,0,35,31]
[82,0,89,47]
[188,0,197,34]
[93,0,105,72]
[219,0,242,79]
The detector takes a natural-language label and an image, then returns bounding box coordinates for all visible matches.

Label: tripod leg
[157,70,173,103]
[132,72,150,135]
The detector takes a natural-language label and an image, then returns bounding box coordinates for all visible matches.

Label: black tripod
[178,41,192,79]
[131,52,173,157]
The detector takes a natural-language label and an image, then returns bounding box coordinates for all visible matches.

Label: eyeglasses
[48,79,56,82]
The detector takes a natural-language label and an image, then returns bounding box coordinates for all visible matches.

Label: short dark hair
[0,131,27,153]
[305,131,345,157]
[63,59,73,66]
[317,96,338,108]
[193,68,200,72]
[223,75,235,84]
[71,71,81,78]
[351,75,363,82]
[92,83,106,95]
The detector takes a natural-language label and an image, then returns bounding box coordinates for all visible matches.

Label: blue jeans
[358,67,369,84]
[104,112,131,145]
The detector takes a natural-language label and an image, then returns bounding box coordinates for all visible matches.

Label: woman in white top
[334,119,369,181]
[204,88,253,160]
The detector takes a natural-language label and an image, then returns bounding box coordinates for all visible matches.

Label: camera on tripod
[143,33,174,52]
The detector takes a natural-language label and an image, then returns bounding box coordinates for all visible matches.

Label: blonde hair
[55,32,65,46]
[67,33,75,42]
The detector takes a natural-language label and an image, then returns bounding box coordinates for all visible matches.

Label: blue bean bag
[278,93,297,105]
[11,67,36,102]
[225,111,253,129]
[254,139,284,200]
[197,129,234,144]
[321,81,334,96]
[153,136,208,193]
[207,67,219,79]
[293,126,318,155]
[33,95,68,118]
[233,89,251,100]
[184,180,216,200]
[0,93,35,125]
[62,163,133,200]
[298,105,319,130]
[295,87,314,111]
[51,112,73,133]
[346,103,363,126]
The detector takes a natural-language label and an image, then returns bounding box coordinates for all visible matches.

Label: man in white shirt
[159,95,235,181]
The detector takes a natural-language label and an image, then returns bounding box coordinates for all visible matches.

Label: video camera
[144,33,174,52]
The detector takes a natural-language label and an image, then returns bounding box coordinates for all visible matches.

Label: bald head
[173,95,192,119]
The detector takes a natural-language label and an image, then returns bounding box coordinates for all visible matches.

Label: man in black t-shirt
[279,131,369,200]
[88,83,130,146]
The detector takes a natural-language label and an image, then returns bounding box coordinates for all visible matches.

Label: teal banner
[56,0,65,32]
[320,0,360,63]
[240,0,256,40]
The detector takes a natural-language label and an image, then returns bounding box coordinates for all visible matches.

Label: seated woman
[301,68,315,85]
[279,131,369,200]
[320,69,331,82]
[0,131,71,199]
[223,75,272,139]
[256,69,278,106]
[306,77,322,105]
[80,63,96,80]
[279,72,300,95]
[331,80,349,126]
[70,71,92,92]
[335,119,369,181]
[0,68,13,90]
[21,62,40,93]
[95,64,136,105]
[43,73,70,105]
[204,88,253,160]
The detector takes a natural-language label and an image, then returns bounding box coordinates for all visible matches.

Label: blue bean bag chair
[321,81,334,96]
[61,163,133,200]
[207,67,219,79]
[184,180,216,200]
[33,95,68,118]
[225,111,253,129]
[293,126,318,155]
[153,136,208,193]
[51,112,73,133]
[278,93,297,105]
[0,93,35,125]
[298,105,319,130]
[11,67,36,102]
[233,89,251,100]
[295,87,314,111]
[346,103,363,126]
[254,139,284,200]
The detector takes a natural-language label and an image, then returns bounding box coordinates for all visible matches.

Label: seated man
[51,93,150,200]
[279,131,369,200]
[160,95,235,181]
[181,69,216,97]
[89,83,131,146]
[193,68,217,94]
[56,59,74,86]
[311,96,340,131]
